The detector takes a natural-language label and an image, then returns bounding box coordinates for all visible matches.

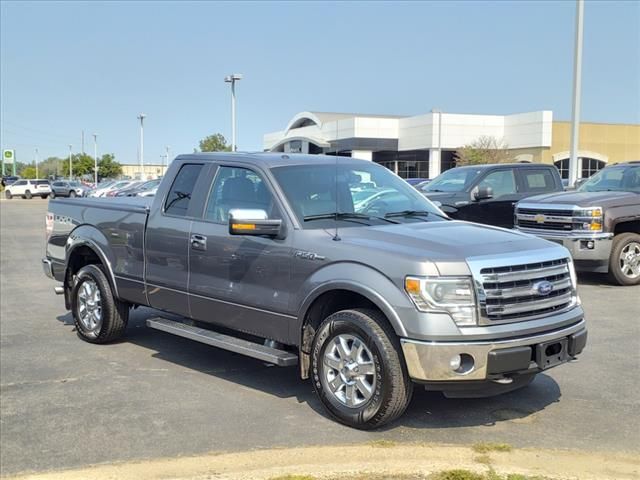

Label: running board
[146,317,298,367]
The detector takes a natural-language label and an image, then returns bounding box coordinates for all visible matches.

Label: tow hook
[491,376,514,385]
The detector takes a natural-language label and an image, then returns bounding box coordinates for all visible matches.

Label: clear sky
[1,0,639,165]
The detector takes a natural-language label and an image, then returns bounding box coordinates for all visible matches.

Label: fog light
[587,240,595,249]
[450,354,462,371]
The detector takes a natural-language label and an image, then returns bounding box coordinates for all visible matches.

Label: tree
[21,166,37,178]
[97,154,122,179]
[454,136,511,166]
[197,133,231,152]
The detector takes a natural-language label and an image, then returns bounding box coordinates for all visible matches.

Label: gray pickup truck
[42,153,587,429]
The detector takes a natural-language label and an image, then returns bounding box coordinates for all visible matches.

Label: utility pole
[165,145,170,171]
[81,130,85,154]
[137,113,146,179]
[569,0,584,187]
[224,74,243,151]
[93,133,98,186]
[68,144,73,179]
[35,148,39,179]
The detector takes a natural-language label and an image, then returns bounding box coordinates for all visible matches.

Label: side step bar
[146,317,298,367]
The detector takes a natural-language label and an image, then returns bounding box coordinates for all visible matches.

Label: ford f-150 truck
[42,153,587,429]
[515,161,640,286]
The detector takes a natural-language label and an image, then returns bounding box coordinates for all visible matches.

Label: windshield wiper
[304,212,399,224]
[385,210,449,220]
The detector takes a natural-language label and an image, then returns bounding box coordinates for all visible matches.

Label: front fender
[292,262,411,340]
[65,224,119,298]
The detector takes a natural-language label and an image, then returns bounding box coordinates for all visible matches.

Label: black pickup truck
[422,163,564,228]
[42,153,586,429]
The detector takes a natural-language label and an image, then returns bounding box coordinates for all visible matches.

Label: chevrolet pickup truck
[42,153,587,429]
[515,161,640,286]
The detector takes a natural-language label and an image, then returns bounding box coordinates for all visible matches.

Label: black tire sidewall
[5,191,11,199]
[71,265,115,342]
[311,311,396,428]
[25,190,32,199]
[50,191,55,198]
[69,190,76,197]
[610,233,640,286]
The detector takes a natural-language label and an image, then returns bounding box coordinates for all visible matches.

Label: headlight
[574,206,603,232]
[405,276,477,326]
[567,259,581,306]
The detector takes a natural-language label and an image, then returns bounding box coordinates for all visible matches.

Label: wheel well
[299,289,391,378]
[64,245,105,308]
[614,221,640,235]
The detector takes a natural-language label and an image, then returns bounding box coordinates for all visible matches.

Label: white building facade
[264,110,553,179]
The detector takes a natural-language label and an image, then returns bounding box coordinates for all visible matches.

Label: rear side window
[521,169,556,192]
[14,180,27,186]
[164,163,203,216]
[36,180,50,185]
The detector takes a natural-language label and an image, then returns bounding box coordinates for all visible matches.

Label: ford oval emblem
[534,280,553,296]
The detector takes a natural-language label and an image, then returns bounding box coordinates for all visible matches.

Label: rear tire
[69,190,76,198]
[608,233,640,286]
[25,190,32,199]
[311,308,413,429]
[50,191,56,199]
[5,191,11,199]
[71,264,129,343]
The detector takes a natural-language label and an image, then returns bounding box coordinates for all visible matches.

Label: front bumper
[517,228,613,262]
[401,319,587,382]
[42,257,55,279]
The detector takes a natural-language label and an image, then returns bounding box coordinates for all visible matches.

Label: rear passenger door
[144,162,209,316]
[188,165,294,343]
[517,168,560,198]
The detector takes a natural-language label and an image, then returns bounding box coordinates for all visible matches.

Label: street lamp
[137,113,146,179]
[568,0,584,187]
[35,148,39,180]
[68,144,73,179]
[224,74,243,151]
[93,133,98,186]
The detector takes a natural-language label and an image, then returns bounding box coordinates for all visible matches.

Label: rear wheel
[50,191,56,199]
[609,233,640,286]
[25,190,32,199]
[5,191,11,199]
[71,264,129,343]
[311,308,413,429]
[69,190,77,198]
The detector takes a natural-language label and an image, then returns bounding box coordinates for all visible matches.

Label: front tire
[50,191,56,199]
[311,308,413,429]
[71,264,129,343]
[69,190,76,198]
[5,191,12,199]
[609,233,640,286]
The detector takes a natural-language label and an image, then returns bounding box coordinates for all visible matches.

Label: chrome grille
[479,258,574,322]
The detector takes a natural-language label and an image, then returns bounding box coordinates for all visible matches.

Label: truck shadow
[113,308,561,430]
[577,271,615,287]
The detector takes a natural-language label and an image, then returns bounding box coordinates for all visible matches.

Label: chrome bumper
[517,228,613,262]
[401,319,587,382]
[42,258,54,279]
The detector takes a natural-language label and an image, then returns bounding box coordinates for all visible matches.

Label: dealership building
[263,110,640,179]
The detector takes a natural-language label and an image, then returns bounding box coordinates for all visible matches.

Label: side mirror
[228,209,283,238]
[574,178,587,189]
[474,185,493,201]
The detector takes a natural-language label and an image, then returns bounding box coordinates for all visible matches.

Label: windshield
[578,166,640,193]
[424,167,483,192]
[271,162,446,229]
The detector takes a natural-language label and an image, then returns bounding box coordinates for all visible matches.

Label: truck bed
[47,197,152,299]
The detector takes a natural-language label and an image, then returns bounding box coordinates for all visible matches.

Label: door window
[478,170,516,198]
[13,180,27,186]
[205,166,278,223]
[164,163,203,216]
[521,169,556,192]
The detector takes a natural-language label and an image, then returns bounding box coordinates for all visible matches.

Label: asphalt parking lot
[1,198,639,476]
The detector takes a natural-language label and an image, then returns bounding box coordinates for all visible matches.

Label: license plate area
[536,338,569,370]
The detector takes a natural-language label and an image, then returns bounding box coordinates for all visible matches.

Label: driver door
[461,169,519,228]
[188,164,294,343]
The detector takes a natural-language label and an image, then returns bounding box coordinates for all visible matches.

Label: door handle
[190,234,207,250]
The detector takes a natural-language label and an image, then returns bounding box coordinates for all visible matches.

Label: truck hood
[339,220,564,276]
[520,190,639,209]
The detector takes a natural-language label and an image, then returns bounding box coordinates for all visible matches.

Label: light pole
[569,0,584,187]
[137,113,146,179]
[224,74,243,151]
[35,148,39,179]
[68,144,73,179]
[165,145,170,172]
[93,133,98,185]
